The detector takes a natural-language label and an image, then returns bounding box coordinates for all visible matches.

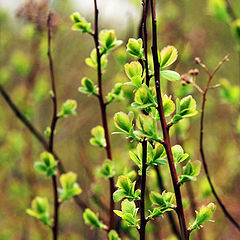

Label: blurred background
[0,0,240,239]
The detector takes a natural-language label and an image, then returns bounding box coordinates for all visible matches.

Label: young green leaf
[172,145,189,163]
[99,30,122,53]
[107,83,124,103]
[114,112,132,133]
[231,19,240,43]
[89,126,106,148]
[126,38,144,58]
[83,208,107,230]
[160,46,178,69]
[70,12,92,34]
[59,172,82,201]
[208,0,230,23]
[78,77,98,95]
[114,199,139,228]
[85,49,108,70]
[160,70,181,81]
[26,197,51,226]
[34,152,57,177]
[124,61,143,88]
[190,203,216,230]
[108,230,121,240]
[58,99,77,118]
[100,159,115,178]
[179,160,201,185]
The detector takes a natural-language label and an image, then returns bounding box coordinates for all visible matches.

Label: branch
[47,13,60,240]
[197,55,240,231]
[92,0,115,230]
[150,1,189,239]
[139,139,147,240]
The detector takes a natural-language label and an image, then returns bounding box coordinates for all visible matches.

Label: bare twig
[150,1,189,239]
[139,139,147,240]
[47,13,60,240]
[92,0,115,230]
[197,55,240,231]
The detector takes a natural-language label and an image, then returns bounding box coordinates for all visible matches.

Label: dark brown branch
[93,0,115,230]
[47,13,60,240]
[150,1,188,239]
[155,166,181,239]
[142,0,150,86]
[198,55,240,231]
[139,139,147,240]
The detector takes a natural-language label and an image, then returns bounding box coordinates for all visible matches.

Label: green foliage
[58,99,77,118]
[114,112,133,134]
[34,152,57,177]
[160,70,181,81]
[83,208,107,230]
[179,160,201,185]
[113,176,140,202]
[99,30,122,54]
[172,145,189,163]
[44,126,51,138]
[26,197,51,227]
[190,203,216,230]
[148,191,176,219]
[78,77,98,96]
[85,49,108,70]
[70,12,92,34]
[114,199,139,228]
[89,125,106,148]
[172,95,198,123]
[126,38,144,59]
[219,79,239,105]
[159,46,178,69]
[108,230,121,240]
[100,159,115,178]
[208,0,230,22]
[107,83,124,103]
[59,172,82,201]
[231,19,240,44]
[124,61,143,88]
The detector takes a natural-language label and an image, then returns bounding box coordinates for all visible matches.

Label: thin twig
[150,1,189,239]
[47,13,60,240]
[93,0,115,230]
[155,166,181,239]
[139,139,147,240]
[197,55,240,231]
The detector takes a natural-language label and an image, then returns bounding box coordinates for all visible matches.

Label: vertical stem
[93,0,115,230]
[150,1,189,239]
[142,0,150,87]
[140,139,147,240]
[47,13,60,240]
[155,166,181,239]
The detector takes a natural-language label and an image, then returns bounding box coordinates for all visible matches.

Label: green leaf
[219,79,239,105]
[160,70,181,81]
[90,126,106,148]
[113,189,127,202]
[100,159,115,178]
[70,12,92,34]
[163,95,175,116]
[114,112,132,133]
[178,95,198,118]
[107,83,124,103]
[58,99,77,118]
[208,0,230,23]
[108,230,121,240]
[116,176,131,193]
[172,145,189,163]
[59,172,82,201]
[99,30,122,53]
[114,200,139,228]
[179,160,201,185]
[126,38,144,58]
[160,46,178,68]
[83,208,107,230]
[34,152,57,177]
[124,61,143,88]
[85,49,108,70]
[231,19,240,43]
[190,203,216,230]
[26,197,51,226]
[79,77,98,95]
